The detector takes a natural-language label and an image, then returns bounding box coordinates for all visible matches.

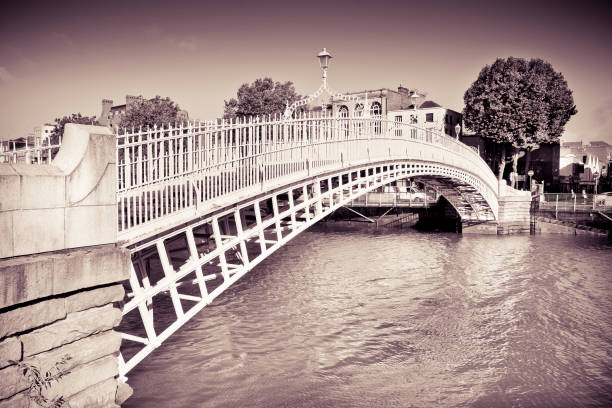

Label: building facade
[388,100,462,139]
[559,140,611,192]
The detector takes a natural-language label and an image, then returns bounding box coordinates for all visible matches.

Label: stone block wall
[0,245,131,408]
[0,124,116,258]
[0,125,132,407]
[497,191,532,234]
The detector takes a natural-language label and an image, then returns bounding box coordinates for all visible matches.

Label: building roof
[419,100,442,108]
[589,141,610,147]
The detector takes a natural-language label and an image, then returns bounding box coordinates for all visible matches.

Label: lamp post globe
[527,170,534,192]
[410,92,420,111]
[317,48,332,88]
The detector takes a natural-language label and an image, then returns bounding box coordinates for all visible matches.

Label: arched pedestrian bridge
[1,114,529,403]
[112,113,502,377]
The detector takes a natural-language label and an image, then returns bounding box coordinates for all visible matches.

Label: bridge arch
[118,152,497,378]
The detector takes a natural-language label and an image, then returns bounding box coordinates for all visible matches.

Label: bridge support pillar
[496,190,532,234]
[0,124,132,407]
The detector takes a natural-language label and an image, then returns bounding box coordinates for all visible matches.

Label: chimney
[398,86,410,95]
[97,99,113,126]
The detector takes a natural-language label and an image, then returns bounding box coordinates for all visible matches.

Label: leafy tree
[223,78,301,119]
[50,113,99,144]
[120,96,180,130]
[463,57,576,187]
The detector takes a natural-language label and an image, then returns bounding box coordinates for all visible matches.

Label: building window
[338,105,349,118]
[370,102,382,116]
[426,113,434,122]
[409,114,417,124]
[354,103,364,117]
[395,115,402,137]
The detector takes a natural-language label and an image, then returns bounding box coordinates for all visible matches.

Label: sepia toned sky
[1,0,611,143]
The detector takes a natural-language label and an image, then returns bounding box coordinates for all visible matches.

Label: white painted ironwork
[115,113,499,243]
[117,159,496,378]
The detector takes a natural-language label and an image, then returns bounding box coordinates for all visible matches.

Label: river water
[124,225,612,408]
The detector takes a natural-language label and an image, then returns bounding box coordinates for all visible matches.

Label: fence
[0,140,61,164]
[538,193,612,215]
[114,112,498,239]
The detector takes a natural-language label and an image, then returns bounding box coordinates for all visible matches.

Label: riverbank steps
[534,217,609,237]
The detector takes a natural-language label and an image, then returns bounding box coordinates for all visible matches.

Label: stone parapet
[0,124,116,259]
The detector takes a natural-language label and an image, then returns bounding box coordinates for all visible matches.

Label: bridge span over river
[0,98,532,406]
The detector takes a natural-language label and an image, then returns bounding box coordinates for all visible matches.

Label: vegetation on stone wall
[463,57,576,187]
[9,354,71,407]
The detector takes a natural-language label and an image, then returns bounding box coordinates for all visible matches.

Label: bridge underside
[117,160,497,378]
[414,176,496,221]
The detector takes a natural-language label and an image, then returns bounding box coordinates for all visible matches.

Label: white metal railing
[539,193,612,213]
[115,112,499,239]
[0,139,61,164]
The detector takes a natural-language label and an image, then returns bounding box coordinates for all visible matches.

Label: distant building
[0,123,55,154]
[559,140,612,192]
[303,86,421,117]
[388,100,462,138]
[33,123,54,145]
[97,95,190,129]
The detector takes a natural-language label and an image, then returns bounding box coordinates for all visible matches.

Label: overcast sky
[1,0,611,143]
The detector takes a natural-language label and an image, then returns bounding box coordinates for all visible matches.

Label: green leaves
[50,113,98,144]
[119,95,181,130]
[223,77,301,119]
[463,57,576,149]
[9,354,71,407]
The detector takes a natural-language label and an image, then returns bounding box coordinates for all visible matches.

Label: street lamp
[410,92,421,111]
[593,170,600,208]
[454,123,461,140]
[317,48,332,89]
[527,169,534,192]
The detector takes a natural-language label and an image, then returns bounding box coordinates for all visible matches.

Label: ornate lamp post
[592,170,600,209]
[284,48,368,119]
[527,169,534,192]
[317,48,332,89]
[454,123,461,140]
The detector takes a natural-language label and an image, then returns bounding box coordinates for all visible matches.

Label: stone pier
[0,124,131,407]
[462,186,532,234]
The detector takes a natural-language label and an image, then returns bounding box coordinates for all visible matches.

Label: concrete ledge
[0,244,130,309]
[462,221,498,234]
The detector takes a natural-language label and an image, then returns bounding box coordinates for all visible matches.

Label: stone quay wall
[0,125,131,407]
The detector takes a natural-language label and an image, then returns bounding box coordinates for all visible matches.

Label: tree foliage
[119,96,180,130]
[463,57,576,184]
[223,78,301,119]
[50,113,98,144]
